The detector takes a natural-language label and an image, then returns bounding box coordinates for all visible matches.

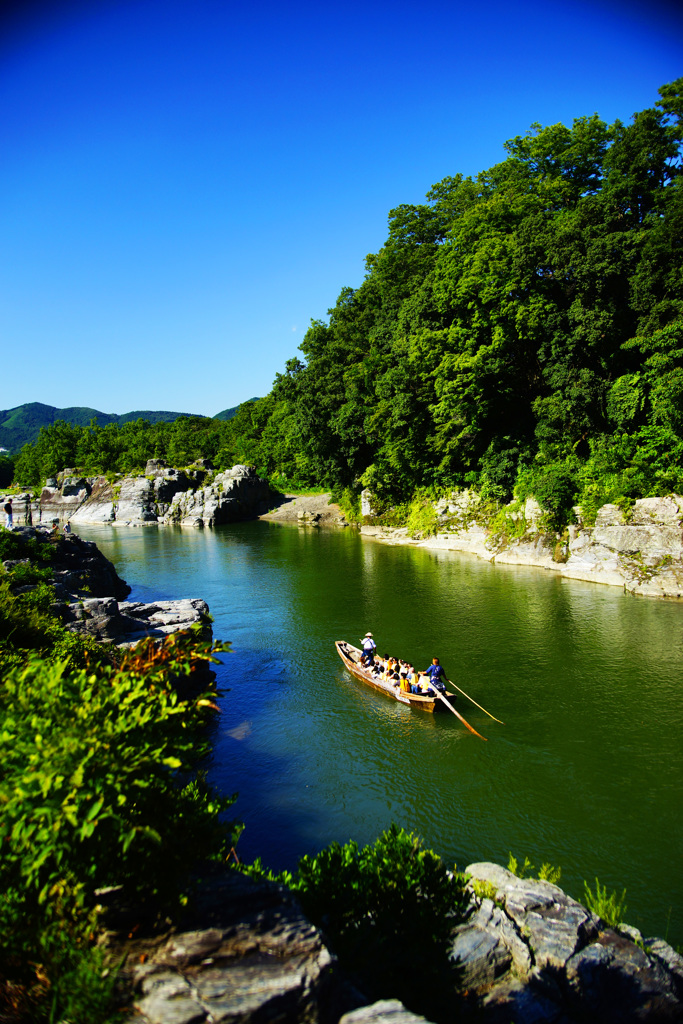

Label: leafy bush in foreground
[0,632,239,1023]
[248,825,469,1021]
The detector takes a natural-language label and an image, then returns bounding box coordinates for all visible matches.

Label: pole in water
[446,680,505,725]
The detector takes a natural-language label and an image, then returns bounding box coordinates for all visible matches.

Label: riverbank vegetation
[0,528,239,1023]
[247,825,470,1022]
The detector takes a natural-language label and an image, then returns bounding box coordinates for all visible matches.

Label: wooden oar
[429,686,488,741]
[446,679,505,725]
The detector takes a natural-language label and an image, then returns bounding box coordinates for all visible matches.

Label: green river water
[77,520,683,946]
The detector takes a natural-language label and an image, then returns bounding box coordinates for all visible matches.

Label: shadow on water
[76,521,683,945]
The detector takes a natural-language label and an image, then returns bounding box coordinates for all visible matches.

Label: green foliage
[0,527,55,564]
[583,878,628,927]
[0,633,239,1021]
[280,825,469,1020]
[538,862,562,884]
[406,494,439,537]
[507,852,562,885]
[0,454,14,487]
[507,852,535,879]
[331,486,362,524]
[470,878,499,902]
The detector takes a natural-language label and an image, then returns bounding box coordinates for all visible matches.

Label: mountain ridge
[0,400,259,453]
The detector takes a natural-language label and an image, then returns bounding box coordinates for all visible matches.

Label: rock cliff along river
[76,520,683,947]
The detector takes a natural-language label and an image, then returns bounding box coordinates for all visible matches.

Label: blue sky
[1,0,681,417]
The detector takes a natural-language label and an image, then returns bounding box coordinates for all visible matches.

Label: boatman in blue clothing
[421,657,448,695]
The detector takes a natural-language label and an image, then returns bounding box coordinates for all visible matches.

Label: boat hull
[335,641,458,714]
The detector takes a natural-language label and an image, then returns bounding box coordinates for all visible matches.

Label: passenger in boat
[408,664,423,695]
[399,673,411,693]
[360,632,377,665]
[422,657,447,694]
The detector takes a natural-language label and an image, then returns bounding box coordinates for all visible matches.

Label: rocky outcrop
[3,525,130,601]
[454,863,683,1023]
[2,527,214,650]
[116,871,354,1024]
[160,465,271,527]
[361,493,683,599]
[26,463,272,528]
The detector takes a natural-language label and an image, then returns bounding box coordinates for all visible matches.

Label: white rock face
[362,492,683,600]
[39,465,271,529]
[160,465,271,528]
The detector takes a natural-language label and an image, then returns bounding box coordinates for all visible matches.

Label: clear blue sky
[1,0,681,417]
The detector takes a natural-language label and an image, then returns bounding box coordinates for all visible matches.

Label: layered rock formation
[27,462,272,528]
[455,862,683,1022]
[362,493,683,599]
[161,465,271,528]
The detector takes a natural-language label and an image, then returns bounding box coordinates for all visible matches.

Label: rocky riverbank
[2,526,211,647]
[13,460,272,529]
[361,491,683,600]
[113,863,683,1024]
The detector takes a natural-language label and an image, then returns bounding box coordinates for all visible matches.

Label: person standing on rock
[63,520,72,536]
[3,498,12,529]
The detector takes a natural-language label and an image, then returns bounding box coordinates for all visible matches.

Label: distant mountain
[0,403,204,453]
[214,398,260,421]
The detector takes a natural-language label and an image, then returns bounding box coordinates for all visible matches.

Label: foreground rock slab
[339,1000,433,1023]
[118,872,352,1024]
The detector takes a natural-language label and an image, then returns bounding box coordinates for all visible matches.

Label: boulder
[119,871,344,1024]
[466,863,600,971]
[565,930,682,1022]
[461,863,683,1023]
[340,1000,435,1023]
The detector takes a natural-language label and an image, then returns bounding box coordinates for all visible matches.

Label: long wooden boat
[335,641,459,714]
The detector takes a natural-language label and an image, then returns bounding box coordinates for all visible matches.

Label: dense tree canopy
[13,82,683,519]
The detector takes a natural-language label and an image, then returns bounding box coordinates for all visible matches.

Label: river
[77,520,683,946]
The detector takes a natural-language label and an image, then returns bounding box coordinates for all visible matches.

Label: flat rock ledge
[110,866,683,1024]
[60,596,212,647]
[116,871,356,1024]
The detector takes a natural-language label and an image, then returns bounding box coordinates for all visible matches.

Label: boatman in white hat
[360,631,377,666]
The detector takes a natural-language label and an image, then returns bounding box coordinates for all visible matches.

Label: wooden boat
[335,641,459,714]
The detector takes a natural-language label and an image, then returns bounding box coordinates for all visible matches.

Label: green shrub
[274,825,469,1020]
[0,633,240,1022]
[507,852,562,885]
[507,852,535,879]
[0,527,55,564]
[470,878,499,902]
[583,878,628,928]
[331,486,362,524]
[538,862,562,884]
[406,495,439,537]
